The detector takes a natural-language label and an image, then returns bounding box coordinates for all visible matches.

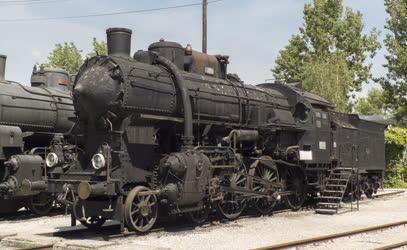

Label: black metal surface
[106,27,132,57]
[0,54,6,82]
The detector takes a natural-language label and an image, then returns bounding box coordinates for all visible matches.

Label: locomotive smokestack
[0,55,6,82]
[106,27,132,57]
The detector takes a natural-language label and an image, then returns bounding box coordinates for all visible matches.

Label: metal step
[317,202,339,207]
[318,196,342,200]
[335,167,353,171]
[326,184,347,188]
[331,174,351,178]
[322,190,343,194]
[328,179,348,182]
[315,208,337,215]
[325,188,346,192]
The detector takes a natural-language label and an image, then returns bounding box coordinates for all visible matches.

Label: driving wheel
[249,156,279,215]
[284,167,306,211]
[217,165,247,220]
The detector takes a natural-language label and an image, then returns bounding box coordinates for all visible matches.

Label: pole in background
[202,0,208,53]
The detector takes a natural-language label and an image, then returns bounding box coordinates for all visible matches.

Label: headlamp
[91,153,106,170]
[45,152,58,168]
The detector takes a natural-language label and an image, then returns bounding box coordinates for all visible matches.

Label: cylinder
[27,180,47,192]
[106,27,132,57]
[0,54,6,82]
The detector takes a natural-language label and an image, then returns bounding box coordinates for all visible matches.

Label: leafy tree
[87,38,108,57]
[272,0,380,109]
[46,42,83,74]
[355,88,386,115]
[45,38,107,74]
[379,0,407,120]
[301,53,352,112]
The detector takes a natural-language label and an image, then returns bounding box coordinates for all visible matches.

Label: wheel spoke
[258,167,264,178]
[131,207,140,215]
[134,216,141,227]
[235,177,245,185]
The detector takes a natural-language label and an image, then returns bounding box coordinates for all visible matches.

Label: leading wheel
[284,167,306,211]
[364,188,373,199]
[79,216,106,229]
[344,174,362,201]
[124,186,158,233]
[217,165,247,220]
[187,208,209,225]
[27,193,54,216]
[249,156,279,215]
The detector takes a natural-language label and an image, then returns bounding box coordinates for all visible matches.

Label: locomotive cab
[31,66,72,91]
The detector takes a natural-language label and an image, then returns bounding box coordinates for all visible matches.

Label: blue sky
[0,0,388,97]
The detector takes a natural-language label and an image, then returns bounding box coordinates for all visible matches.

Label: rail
[373,240,407,250]
[253,220,407,250]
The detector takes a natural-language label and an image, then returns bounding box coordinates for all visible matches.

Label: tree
[272,0,380,109]
[379,0,407,120]
[87,38,108,57]
[45,38,108,74]
[46,42,83,74]
[301,53,353,112]
[355,88,386,115]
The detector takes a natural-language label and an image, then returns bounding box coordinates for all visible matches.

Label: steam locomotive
[33,28,385,232]
[0,55,74,214]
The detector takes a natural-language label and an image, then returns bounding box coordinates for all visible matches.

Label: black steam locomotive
[0,55,74,214]
[34,28,385,232]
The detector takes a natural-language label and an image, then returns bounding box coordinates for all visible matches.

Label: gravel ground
[106,190,407,250]
[0,189,406,250]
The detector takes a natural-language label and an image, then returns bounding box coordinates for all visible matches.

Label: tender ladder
[315,168,353,215]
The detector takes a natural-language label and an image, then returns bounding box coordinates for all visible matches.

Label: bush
[384,126,407,188]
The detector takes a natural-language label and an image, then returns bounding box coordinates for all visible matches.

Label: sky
[0,0,388,98]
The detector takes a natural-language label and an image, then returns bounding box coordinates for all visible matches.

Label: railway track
[254,220,407,250]
[373,190,405,198]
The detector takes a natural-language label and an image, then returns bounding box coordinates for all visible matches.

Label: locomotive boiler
[0,56,74,214]
[38,27,386,232]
